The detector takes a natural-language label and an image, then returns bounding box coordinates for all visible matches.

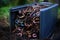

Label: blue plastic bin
[40,2,58,39]
[10,2,58,40]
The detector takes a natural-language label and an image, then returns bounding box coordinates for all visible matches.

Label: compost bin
[10,2,58,40]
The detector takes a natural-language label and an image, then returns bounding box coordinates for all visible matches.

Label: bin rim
[40,4,58,12]
[10,2,58,12]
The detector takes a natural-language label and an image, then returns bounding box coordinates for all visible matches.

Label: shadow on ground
[53,18,60,40]
[0,27,10,40]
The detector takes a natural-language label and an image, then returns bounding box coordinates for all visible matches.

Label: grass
[0,6,13,18]
[58,7,60,15]
[0,7,9,16]
[58,7,60,18]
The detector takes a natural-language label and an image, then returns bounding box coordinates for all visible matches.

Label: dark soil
[0,27,10,40]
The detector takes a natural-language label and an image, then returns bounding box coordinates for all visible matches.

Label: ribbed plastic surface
[40,2,58,39]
